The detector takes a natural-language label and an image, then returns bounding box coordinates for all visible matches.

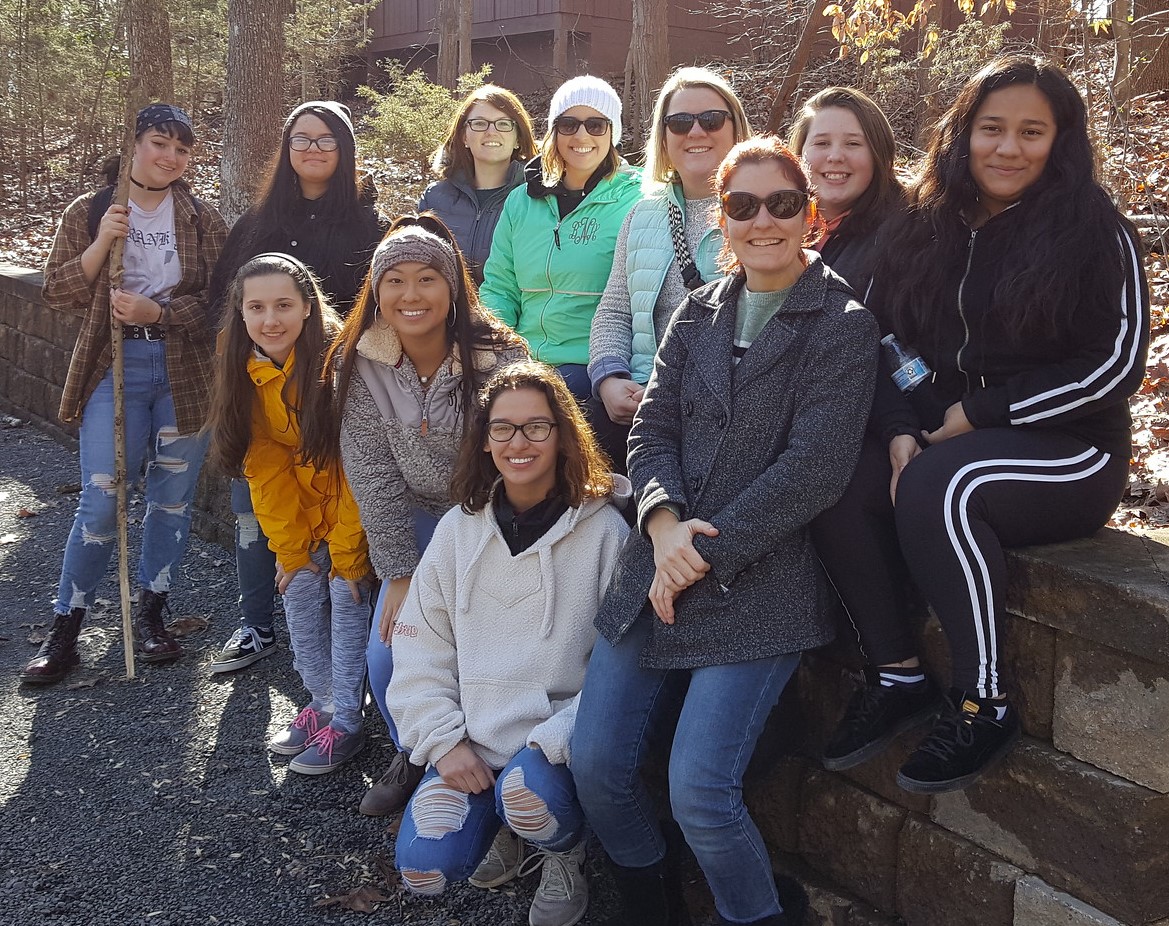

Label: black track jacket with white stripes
[871,206,1150,457]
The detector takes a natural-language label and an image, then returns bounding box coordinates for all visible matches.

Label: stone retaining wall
[0,263,233,547]
[754,529,1169,926]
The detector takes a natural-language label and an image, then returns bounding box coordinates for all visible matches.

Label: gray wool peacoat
[596,252,879,670]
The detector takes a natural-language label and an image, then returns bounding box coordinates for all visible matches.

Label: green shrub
[358,62,492,213]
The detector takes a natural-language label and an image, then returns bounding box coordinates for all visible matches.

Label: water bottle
[881,334,931,393]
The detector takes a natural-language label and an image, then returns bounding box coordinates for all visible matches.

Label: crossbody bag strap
[667,198,704,292]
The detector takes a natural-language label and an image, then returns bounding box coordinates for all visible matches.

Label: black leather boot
[21,608,85,684]
[134,590,182,663]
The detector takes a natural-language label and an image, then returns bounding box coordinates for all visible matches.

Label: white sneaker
[469,827,525,889]
[524,841,588,926]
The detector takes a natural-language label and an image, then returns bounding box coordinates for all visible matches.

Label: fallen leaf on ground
[16,507,38,518]
[168,615,210,637]
[372,854,401,891]
[313,884,389,912]
[66,676,103,690]
[27,631,45,645]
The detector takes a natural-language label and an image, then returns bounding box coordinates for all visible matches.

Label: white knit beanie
[547,75,622,145]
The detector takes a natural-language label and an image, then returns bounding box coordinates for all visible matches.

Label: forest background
[1,0,1167,524]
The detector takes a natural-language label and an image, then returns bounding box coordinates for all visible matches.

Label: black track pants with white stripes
[818,428,1129,697]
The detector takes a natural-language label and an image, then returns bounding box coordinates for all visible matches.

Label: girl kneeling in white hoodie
[388,359,629,926]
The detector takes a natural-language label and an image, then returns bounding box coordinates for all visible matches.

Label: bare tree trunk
[1111,0,1133,109]
[627,0,669,149]
[458,0,473,76]
[765,0,821,133]
[221,0,286,224]
[1132,0,1169,97]
[436,0,457,88]
[553,26,569,74]
[127,0,174,102]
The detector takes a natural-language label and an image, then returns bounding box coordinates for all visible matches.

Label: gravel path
[0,423,637,926]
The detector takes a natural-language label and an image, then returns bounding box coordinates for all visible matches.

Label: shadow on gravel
[0,428,630,925]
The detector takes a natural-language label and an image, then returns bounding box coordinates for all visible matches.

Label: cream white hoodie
[388,478,630,770]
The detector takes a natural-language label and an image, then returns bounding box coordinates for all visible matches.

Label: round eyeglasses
[466,117,517,133]
[553,116,611,137]
[721,190,810,222]
[289,134,338,152]
[663,110,733,136]
[487,420,558,442]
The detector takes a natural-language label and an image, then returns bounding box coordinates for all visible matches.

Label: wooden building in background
[364,0,746,94]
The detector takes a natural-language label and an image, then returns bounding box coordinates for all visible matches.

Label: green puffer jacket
[480,160,642,366]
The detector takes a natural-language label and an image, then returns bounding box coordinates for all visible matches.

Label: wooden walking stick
[108,106,139,680]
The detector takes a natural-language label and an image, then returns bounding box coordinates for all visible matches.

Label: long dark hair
[450,360,614,513]
[206,253,342,477]
[879,55,1130,347]
[326,212,526,465]
[245,105,370,290]
[788,86,904,240]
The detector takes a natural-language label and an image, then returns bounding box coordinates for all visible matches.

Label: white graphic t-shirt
[122,192,181,302]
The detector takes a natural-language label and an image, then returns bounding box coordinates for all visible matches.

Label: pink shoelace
[291,706,325,737]
[306,724,343,762]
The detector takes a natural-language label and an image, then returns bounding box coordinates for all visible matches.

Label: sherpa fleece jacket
[338,323,526,583]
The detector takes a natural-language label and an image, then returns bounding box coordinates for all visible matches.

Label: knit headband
[370,227,460,296]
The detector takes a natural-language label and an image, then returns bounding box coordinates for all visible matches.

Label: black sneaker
[822,668,942,771]
[896,690,1021,794]
[210,625,277,674]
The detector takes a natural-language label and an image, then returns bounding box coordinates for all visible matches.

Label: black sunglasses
[554,116,611,137]
[721,190,810,222]
[663,110,733,136]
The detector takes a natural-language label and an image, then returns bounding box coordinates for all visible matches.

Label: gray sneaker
[289,725,365,775]
[210,625,276,674]
[525,841,588,926]
[469,827,524,889]
[268,706,332,756]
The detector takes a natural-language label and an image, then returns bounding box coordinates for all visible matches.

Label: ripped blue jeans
[54,339,209,614]
[395,745,583,895]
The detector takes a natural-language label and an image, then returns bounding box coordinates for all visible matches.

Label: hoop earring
[447,301,457,328]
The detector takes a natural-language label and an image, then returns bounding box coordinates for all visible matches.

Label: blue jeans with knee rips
[395,745,584,894]
[54,340,208,614]
[572,614,800,923]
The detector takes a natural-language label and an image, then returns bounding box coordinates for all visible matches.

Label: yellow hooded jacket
[243,349,370,581]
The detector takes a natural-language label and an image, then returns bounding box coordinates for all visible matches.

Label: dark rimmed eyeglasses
[663,110,733,136]
[289,134,338,152]
[721,189,810,221]
[466,117,517,133]
[487,420,558,442]
[553,116,611,137]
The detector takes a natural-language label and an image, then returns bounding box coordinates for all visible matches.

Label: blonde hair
[643,66,753,193]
